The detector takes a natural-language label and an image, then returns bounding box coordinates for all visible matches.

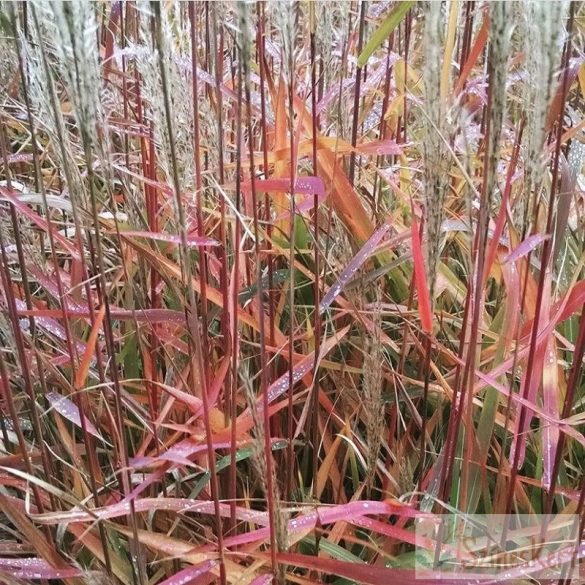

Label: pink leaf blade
[504,233,550,264]
[248,575,274,585]
[46,392,105,443]
[118,231,219,247]
[320,223,391,314]
[541,337,561,490]
[158,560,219,585]
[0,557,83,580]
[354,138,404,156]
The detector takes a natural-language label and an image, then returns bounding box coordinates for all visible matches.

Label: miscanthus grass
[0,1,584,584]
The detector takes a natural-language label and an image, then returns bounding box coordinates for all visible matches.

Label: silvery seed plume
[421,0,450,308]
[268,0,296,87]
[46,0,101,150]
[520,0,569,228]
[315,0,348,133]
[136,0,195,195]
[240,362,288,569]
[0,7,18,100]
[23,4,89,211]
[484,2,511,216]
[49,0,121,216]
[236,0,253,74]
[363,294,384,492]
[315,0,334,68]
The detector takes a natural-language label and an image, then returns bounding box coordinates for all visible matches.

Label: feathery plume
[520,0,569,227]
[421,0,451,308]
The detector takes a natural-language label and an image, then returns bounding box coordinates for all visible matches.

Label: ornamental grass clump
[0,1,584,584]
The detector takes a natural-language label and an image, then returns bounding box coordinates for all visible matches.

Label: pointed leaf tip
[357,1,415,68]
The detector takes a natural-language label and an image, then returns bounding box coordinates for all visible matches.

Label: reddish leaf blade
[511,268,553,468]
[410,212,433,334]
[158,560,219,585]
[223,499,428,547]
[205,357,231,414]
[273,553,480,585]
[455,11,489,94]
[74,303,105,390]
[118,231,219,247]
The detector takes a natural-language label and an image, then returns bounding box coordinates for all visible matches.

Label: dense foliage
[0,1,584,583]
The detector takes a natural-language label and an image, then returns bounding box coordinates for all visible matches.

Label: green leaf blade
[357,1,415,68]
